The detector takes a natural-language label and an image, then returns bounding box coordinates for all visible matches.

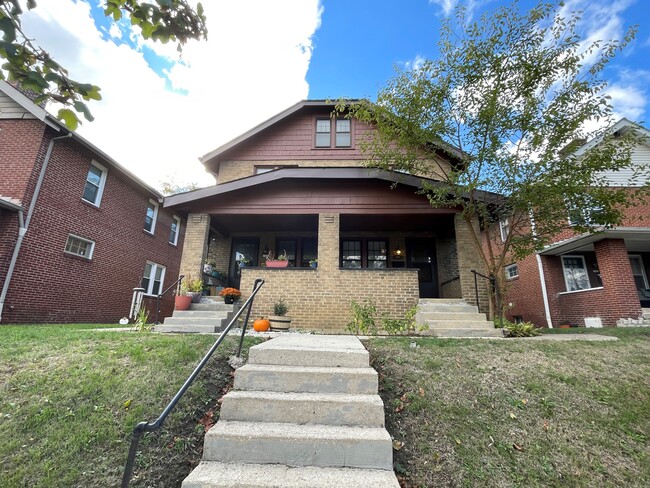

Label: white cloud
[404,55,426,71]
[429,0,457,16]
[20,0,324,189]
[605,69,650,122]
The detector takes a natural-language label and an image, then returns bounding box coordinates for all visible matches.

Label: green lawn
[365,327,650,488]
[0,324,261,487]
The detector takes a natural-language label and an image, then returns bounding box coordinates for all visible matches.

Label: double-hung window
[561,255,590,291]
[499,218,509,242]
[64,234,95,259]
[169,216,181,245]
[144,199,159,234]
[315,119,331,147]
[142,262,165,295]
[82,161,107,206]
[315,118,352,148]
[335,119,351,147]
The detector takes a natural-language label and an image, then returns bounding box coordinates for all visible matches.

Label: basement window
[64,234,95,259]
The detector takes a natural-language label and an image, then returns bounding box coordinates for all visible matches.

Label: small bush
[382,307,422,335]
[505,321,541,337]
[273,298,289,316]
[346,299,378,335]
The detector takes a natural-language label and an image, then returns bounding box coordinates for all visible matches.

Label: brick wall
[0,119,46,203]
[179,213,210,282]
[455,214,489,313]
[1,125,184,324]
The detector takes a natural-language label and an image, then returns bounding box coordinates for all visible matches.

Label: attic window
[315,119,331,147]
[314,118,352,148]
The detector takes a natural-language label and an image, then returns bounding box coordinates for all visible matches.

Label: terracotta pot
[175,295,192,311]
[558,324,571,329]
[269,315,291,331]
[253,318,270,332]
[266,260,289,268]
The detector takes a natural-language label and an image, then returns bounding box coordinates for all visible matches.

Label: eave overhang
[539,228,650,255]
[0,196,22,212]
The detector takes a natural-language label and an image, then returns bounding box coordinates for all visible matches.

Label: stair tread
[182,462,399,488]
[237,364,377,374]
[208,420,392,441]
[224,390,384,403]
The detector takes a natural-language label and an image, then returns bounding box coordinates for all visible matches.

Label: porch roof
[539,227,650,255]
[0,196,22,212]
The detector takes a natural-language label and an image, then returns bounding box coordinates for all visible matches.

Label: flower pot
[266,260,289,268]
[310,262,317,268]
[175,295,192,311]
[203,264,213,274]
[558,324,571,329]
[224,296,236,304]
[189,292,202,303]
[269,315,291,331]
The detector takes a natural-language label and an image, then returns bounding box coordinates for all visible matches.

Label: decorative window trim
[64,234,95,259]
[505,263,519,280]
[169,215,181,246]
[144,199,159,234]
[142,261,166,296]
[561,255,591,292]
[499,218,509,242]
[82,160,108,207]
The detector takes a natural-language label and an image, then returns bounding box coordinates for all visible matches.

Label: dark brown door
[228,238,259,289]
[406,237,438,298]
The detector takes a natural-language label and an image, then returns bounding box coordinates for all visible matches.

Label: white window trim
[143,261,166,296]
[63,234,95,259]
[499,218,509,242]
[629,254,649,289]
[169,215,181,246]
[144,199,159,235]
[82,160,108,207]
[561,255,591,292]
[505,263,519,280]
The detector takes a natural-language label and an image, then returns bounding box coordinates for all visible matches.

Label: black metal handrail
[146,274,186,324]
[121,278,265,488]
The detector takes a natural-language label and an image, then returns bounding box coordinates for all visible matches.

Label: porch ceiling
[212,214,318,234]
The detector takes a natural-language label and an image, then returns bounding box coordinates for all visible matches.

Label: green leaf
[57,108,80,130]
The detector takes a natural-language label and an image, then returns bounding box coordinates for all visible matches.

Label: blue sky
[21,0,650,187]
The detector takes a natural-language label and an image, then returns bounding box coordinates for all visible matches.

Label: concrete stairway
[416,298,503,338]
[155,297,239,333]
[182,335,399,488]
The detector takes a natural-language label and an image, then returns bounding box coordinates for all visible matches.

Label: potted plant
[266,250,289,268]
[175,282,192,310]
[269,298,291,331]
[219,287,241,304]
[186,276,204,303]
[309,258,318,268]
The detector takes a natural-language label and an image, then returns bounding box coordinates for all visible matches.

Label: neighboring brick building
[502,119,650,327]
[0,81,185,324]
[165,100,490,331]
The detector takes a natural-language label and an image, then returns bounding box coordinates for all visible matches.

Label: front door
[406,237,438,298]
[228,237,259,289]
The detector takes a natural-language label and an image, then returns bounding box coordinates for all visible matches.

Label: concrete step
[220,391,385,428]
[203,421,393,470]
[421,327,504,338]
[172,310,232,318]
[182,462,400,488]
[190,302,237,311]
[423,320,495,329]
[234,364,378,394]
[417,312,487,321]
[417,304,479,313]
[248,335,369,368]
[154,324,219,334]
[163,316,228,327]
[418,298,467,304]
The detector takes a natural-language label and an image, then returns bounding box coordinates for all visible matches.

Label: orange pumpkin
[253,318,270,332]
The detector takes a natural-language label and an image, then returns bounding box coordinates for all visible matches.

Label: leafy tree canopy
[0,0,207,129]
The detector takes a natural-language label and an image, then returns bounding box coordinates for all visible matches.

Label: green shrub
[382,307,422,335]
[346,299,378,335]
[505,321,541,337]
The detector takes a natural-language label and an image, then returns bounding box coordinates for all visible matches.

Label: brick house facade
[502,120,650,327]
[0,81,185,324]
[165,101,490,331]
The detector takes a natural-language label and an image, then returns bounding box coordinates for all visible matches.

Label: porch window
[82,161,107,207]
[144,199,159,234]
[142,261,165,295]
[275,238,317,267]
[168,215,181,245]
[341,238,388,269]
[561,255,590,291]
[315,119,331,147]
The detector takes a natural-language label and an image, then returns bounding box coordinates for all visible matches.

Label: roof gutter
[0,132,72,322]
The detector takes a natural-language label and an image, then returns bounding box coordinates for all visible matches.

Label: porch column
[179,213,211,281]
[454,213,489,312]
[594,239,641,324]
[318,213,339,272]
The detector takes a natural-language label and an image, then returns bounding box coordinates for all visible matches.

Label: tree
[343,0,648,318]
[159,178,199,195]
[0,0,207,129]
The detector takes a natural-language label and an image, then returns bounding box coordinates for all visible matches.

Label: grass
[0,324,262,488]
[365,327,650,488]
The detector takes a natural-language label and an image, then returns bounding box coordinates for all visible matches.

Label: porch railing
[121,278,265,488]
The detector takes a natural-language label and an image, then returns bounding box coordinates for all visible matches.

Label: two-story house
[503,119,650,328]
[165,100,493,332]
[0,81,185,324]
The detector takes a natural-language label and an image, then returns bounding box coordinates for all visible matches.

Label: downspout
[0,132,72,322]
[529,211,553,328]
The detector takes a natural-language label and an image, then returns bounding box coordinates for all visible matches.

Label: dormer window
[314,118,352,148]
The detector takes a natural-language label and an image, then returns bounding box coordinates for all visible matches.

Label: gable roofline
[199,99,352,166]
[164,167,499,208]
[0,81,163,200]
[574,118,650,157]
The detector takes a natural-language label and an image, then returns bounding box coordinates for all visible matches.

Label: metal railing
[153,274,186,324]
[121,278,265,488]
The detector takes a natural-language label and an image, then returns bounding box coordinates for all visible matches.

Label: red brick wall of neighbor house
[0,209,19,286]
[0,119,47,202]
[1,127,185,324]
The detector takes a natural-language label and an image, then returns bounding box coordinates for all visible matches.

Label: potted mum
[269,298,291,331]
[219,287,241,304]
[266,250,289,268]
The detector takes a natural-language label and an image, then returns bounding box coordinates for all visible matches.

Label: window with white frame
[499,218,510,242]
[64,234,95,259]
[561,255,591,291]
[82,161,107,206]
[168,215,181,245]
[567,197,604,227]
[505,263,519,280]
[142,262,165,295]
[144,199,159,234]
